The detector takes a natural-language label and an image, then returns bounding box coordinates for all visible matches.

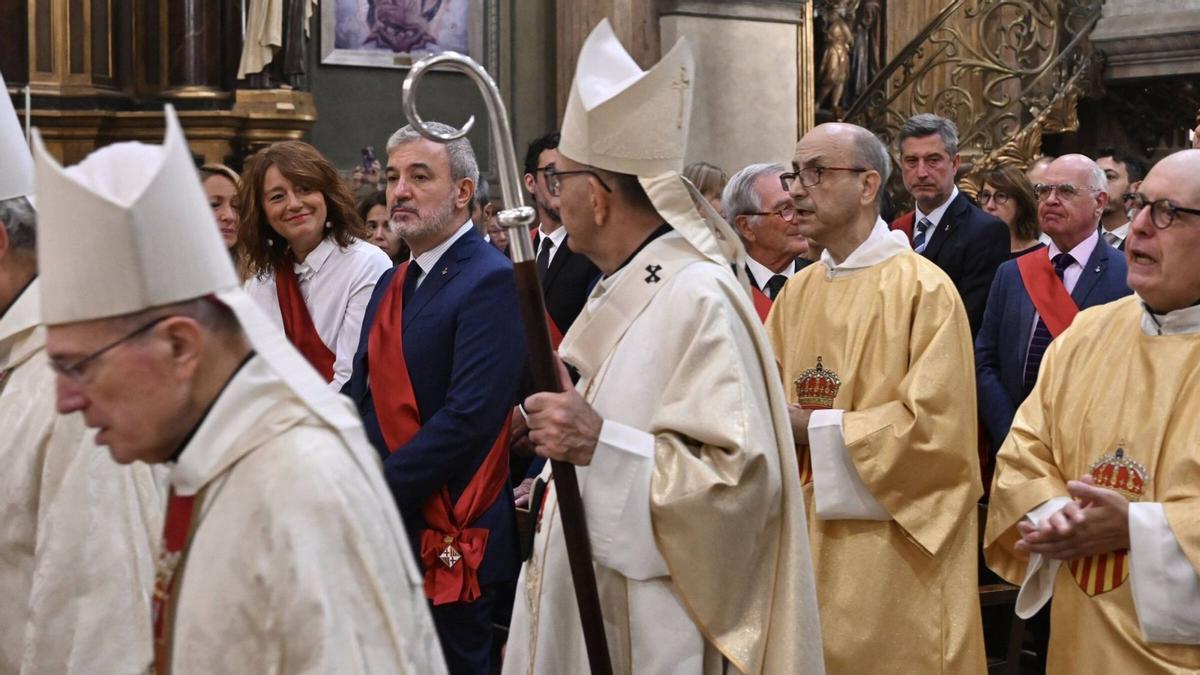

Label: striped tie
[913,217,932,253]
[1022,253,1074,394]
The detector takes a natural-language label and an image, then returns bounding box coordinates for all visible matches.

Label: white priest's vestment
[161,354,446,674]
[503,231,824,675]
[1,279,163,675]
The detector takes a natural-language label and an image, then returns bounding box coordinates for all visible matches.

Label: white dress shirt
[913,186,960,245]
[411,220,475,288]
[246,237,392,390]
[1102,221,1130,248]
[746,255,799,292]
[1025,230,1099,353]
[534,224,569,268]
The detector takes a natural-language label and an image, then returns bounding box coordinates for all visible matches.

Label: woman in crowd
[683,161,728,216]
[200,163,248,280]
[356,189,408,263]
[979,165,1043,258]
[240,141,392,389]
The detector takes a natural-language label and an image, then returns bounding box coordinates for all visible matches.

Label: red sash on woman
[275,256,335,380]
[1017,252,1079,338]
[751,286,772,323]
[367,262,511,605]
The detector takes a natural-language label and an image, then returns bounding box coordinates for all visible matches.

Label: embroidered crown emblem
[1089,445,1148,502]
[794,356,841,410]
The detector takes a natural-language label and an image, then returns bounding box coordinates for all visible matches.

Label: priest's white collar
[819,217,911,279]
[1140,297,1200,336]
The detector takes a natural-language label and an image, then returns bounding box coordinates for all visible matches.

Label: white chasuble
[503,231,823,675]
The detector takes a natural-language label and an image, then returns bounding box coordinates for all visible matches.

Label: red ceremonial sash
[890,211,915,243]
[152,489,198,674]
[751,286,772,323]
[367,262,511,605]
[1017,252,1079,338]
[275,257,336,381]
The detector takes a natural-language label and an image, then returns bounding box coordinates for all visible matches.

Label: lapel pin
[1094,265,1100,273]
[441,267,448,276]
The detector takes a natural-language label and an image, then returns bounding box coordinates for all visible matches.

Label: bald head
[1126,148,1200,312]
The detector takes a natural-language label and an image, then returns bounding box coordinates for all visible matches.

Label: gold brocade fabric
[765,252,986,674]
[985,296,1200,672]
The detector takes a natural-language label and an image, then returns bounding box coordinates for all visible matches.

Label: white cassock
[161,353,447,674]
[503,231,823,675]
[0,279,163,674]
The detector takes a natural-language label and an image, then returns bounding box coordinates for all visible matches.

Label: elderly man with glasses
[721,162,815,321]
[984,149,1200,671]
[764,121,987,673]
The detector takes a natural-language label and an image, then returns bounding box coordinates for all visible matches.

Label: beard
[536,193,561,225]
[391,196,459,243]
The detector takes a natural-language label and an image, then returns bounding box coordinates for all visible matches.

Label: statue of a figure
[238,0,317,89]
[815,3,855,117]
[850,0,882,102]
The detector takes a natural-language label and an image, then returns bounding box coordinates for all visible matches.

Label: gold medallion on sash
[793,356,842,486]
[1068,445,1149,597]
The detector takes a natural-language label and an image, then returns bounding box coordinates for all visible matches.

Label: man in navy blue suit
[343,122,526,675]
[890,114,1010,336]
[976,154,1131,454]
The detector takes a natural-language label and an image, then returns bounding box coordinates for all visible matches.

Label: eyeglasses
[48,315,172,383]
[744,205,798,222]
[978,190,1010,206]
[1033,183,1102,202]
[779,166,868,191]
[1124,192,1200,230]
[543,169,613,197]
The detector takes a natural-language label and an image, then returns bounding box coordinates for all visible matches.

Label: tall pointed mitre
[31,105,364,444]
[0,71,34,201]
[558,19,750,282]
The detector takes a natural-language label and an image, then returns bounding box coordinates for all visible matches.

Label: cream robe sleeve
[1129,502,1200,643]
[837,276,983,558]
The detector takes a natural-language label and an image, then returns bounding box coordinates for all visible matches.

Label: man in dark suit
[974,152,1131,673]
[523,131,600,337]
[721,162,814,320]
[343,122,526,675]
[976,153,1131,452]
[891,113,1010,335]
[1096,146,1147,251]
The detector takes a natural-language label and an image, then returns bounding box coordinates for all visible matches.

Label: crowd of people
[3,17,1200,675]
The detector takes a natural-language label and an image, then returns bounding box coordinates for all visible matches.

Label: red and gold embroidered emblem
[793,357,842,486]
[1067,445,1149,597]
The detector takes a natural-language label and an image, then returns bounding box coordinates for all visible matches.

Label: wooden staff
[402,52,613,675]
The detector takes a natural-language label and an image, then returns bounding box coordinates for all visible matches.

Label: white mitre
[0,70,34,201]
[31,106,365,445]
[559,20,749,279]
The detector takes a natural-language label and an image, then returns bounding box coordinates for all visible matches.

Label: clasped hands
[1015,475,1131,561]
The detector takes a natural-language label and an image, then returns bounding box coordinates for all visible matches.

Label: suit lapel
[402,232,477,329]
[1071,242,1108,306]
[921,193,967,261]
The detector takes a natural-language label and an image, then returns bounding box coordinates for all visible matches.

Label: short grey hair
[1082,160,1108,192]
[386,123,480,187]
[0,195,36,256]
[722,163,787,222]
[898,113,959,156]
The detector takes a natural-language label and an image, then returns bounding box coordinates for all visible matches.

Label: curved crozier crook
[401,52,477,142]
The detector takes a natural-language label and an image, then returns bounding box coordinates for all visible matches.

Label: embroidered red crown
[794,356,841,410]
[1089,446,1148,501]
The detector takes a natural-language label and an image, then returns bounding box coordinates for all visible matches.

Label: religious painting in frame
[320,0,492,70]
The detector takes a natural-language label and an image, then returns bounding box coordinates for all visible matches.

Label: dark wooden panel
[111,0,133,89]
[166,0,221,87]
[92,0,110,79]
[0,0,29,83]
[36,0,52,72]
[142,0,160,85]
[70,0,85,73]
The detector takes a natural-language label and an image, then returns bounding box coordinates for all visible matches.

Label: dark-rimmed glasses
[1124,192,1200,230]
[978,190,1010,206]
[779,166,868,191]
[744,205,798,222]
[1034,183,1102,202]
[48,315,172,383]
[544,169,613,197]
